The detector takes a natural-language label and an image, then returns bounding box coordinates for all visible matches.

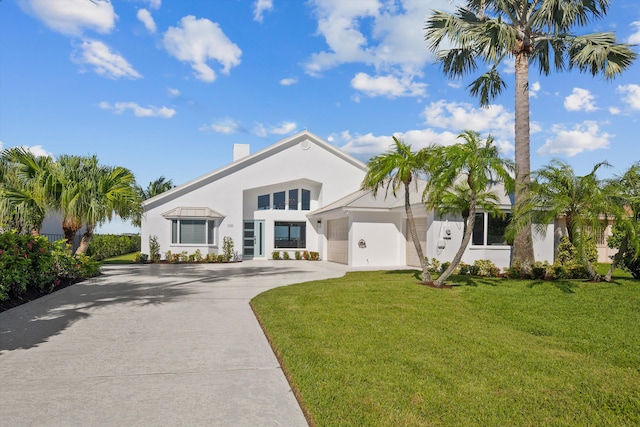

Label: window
[288,189,298,210]
[472,212,511,246]
[273,191,286,210]
[274,221,306,248]
[258,194,270,210]
[171,219,217,245]
[301,189,310,210]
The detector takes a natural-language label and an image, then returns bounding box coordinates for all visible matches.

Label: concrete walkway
[0,261,349,426]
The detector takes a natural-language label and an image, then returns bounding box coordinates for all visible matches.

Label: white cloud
[502,57,515,74]
[100,101,176,118]
[5,144,54,158]
[564,88,598,112]
[422,100,514,140]
[168,87,180,97]
[617,84,640,110]
[19,0,117,36]
[270,121,297,134]
[304,0,452,77]
[629,21,640,44]
[163,16,242,82]
[609,106,621,115]
[280,77,298,86]
[200,117,241,134]
[0,141,3,150]
[145,0,162,9]
[529,81,541,98]
[538,121,612,157]
[137,8,156,33]
[337,128,461,157]
[350,72,426,98]
[253,0,274,23]
[73,40,141,79]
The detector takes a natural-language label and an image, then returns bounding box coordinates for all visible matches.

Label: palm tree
[425,0,637,267]
[511,160,613,281]
[362,136,436,284]
[138,176,174,200]
[603,162,640,281]
[424,130,514,285]
[0,147,55,235]
[54,155,141,254]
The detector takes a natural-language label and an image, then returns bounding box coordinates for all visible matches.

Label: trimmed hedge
[87,234,141,261]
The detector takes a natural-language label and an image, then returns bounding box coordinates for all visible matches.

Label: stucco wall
[349,211,404,267]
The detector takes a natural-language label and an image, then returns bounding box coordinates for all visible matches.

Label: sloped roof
[143,130,367,211]
[161,207,225,219]
[308,179,428,216]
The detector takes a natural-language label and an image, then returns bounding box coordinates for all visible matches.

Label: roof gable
[144,130,367,211]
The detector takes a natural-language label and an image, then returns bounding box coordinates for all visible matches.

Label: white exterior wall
[141,136,366,259]
[348,211,404,267]
[426,214,554,269]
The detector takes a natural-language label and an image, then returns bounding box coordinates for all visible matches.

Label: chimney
[233,144,250,162]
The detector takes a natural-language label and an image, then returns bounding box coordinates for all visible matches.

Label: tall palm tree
[511,160,613,281]
[425,0,637,267]
[0,147,55,235]
[362,136,436,284]
[424,131,514,285]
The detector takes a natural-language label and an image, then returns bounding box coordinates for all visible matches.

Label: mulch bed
[0,279,82,313]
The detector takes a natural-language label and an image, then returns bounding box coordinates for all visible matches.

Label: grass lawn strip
[251,270,640,427]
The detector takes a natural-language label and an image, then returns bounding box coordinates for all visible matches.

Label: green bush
[309,251,320,261]
[223,236,234,262]
[295,251,302,260]
[52,240,101,280]
[149,235,161,262]
[0,231,55,300]
[87,234,140,261]
[272,251,281,260]
[283,251,290,260]
[608,225,640,279]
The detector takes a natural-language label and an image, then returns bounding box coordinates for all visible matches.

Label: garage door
[327,218,349,264]
[406,217,427,267]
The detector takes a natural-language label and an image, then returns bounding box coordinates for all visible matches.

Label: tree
[53,155,141,254]
[604,162,640,280]
[362,136,435,284]
[138,176,174,200]
[424,131,514,285]
[425,0,637,267]
[0,147,55,235]
[512,160,614,281]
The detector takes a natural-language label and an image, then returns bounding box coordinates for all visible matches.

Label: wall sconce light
[358,239,366,248]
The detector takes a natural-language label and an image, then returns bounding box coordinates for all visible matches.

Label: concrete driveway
[0,261,349,426]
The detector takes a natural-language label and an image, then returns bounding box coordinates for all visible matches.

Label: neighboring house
[141,130,555,269]
[40,213,83,250]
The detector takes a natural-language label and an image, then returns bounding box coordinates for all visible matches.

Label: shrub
[440,262,450,274]
[222,236,234,262]
[283,251,290,260]
[459,262,471,275]
[302,251,309,260]
[87,234,141,261]
[217,254,225,263]
[608,225,640,279]
[503,261,529,279]
[295,251,302,260]
[272,251,281,260]
[427,258,440,273]
[309,251,320,261]
[135,253,149,263]
[149,235,161,262]
[473,260,500,277]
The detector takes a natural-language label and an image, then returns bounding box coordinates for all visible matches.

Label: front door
[243,220,265,258]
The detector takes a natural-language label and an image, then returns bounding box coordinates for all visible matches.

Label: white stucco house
[141,130,555,269]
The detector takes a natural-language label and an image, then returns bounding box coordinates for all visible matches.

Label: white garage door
[406,217,427,267]
[327,218,349,264]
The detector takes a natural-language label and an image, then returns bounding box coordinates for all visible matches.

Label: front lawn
[251,271,640,426]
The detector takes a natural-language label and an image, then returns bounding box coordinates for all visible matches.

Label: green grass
[251,270,640,426]
[101,252,138,264]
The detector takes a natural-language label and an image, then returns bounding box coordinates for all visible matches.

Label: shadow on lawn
[0,263,307,354]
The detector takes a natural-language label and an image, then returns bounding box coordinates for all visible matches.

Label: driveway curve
[0,261,348,426]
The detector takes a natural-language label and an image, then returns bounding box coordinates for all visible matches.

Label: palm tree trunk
[604,235,627,282]
[62,216,82,251]
[405,184,432,284]
[76,224,94,255]
[437,203,477,285]
[511,50,535,267]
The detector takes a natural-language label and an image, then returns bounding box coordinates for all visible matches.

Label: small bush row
[272,250,320,260]
[136,236,241,263]
[87,234,140,261]
[0,231,100,302]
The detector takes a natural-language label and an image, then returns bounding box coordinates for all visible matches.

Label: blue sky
[1,0,639,233]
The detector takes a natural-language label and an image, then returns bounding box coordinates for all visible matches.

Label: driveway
[0,261,349,426]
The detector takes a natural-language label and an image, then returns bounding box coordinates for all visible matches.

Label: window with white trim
[274,221,306,248]
[472,212,512,246]
[171,219,218,245]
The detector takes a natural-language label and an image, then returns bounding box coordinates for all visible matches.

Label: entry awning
[161,207,225,219]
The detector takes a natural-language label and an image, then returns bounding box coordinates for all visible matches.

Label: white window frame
[171,219,218,246]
